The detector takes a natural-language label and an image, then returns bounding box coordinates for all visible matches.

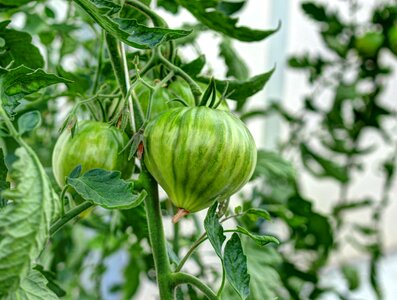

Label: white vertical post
[264,0,290,150]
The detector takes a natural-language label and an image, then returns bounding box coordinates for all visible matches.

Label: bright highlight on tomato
[143,106,257,222]
[52,120,132,187]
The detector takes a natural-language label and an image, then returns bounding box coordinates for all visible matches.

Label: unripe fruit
[387,25,397,56]
[52,121,132,187]
[143,106,256,221]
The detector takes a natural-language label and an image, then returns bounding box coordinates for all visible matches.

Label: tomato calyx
[172,208,190,223]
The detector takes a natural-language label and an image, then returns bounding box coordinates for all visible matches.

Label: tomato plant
[0,1,396,300]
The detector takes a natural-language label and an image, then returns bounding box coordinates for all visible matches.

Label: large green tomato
[387,25,397,55]
[144,106,256,219]
[52,121,132,187]
[136,79,228,119]
[354,32,384,58]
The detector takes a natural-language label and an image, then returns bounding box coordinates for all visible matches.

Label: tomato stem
[140,168,174,300]
[172,208,190,223]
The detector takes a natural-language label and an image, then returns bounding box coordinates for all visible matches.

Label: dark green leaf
[157,0,179,14]
[218,1,246,16]
[34,265,66,297]
[67,169,147,209]
[252,150,296,182]
[197,68,274,108]
[0,66,70,114]
[301,2,327,22]
[181,55,206,77]
[300,143,349,183]
[74,0,191,49]
[0,20,44,69]
[204,202,225,259]
[219,38,249,80]
[224,233,250,299]
[332,199,372,216]
[17,111,41,135]
[68,165,82,179]
[236,226,279,247]
[56,66,92,94]
[178,0,279,42]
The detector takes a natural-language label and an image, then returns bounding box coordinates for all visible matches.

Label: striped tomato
[52,121,133,187]
[143,106,256,222]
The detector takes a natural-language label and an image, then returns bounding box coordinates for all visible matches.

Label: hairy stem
[50,201,93,236]
[140,169,173,299]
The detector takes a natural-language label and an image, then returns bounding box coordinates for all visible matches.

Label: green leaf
[245,242,283,300]
[157,0,179,14]
[74,0,191,49]
[332,199,372,216]
[218,1,246,16]
[300,143,349,183]
[67,168,147,210]
[0,66,70,114]
[0,147,59,297]
[177,0,279,42]
[219,38,249,80]
[181,55,206,77]
[34,265,66,297]
[17,111,41,135]
[244,208,271,221]
[252,150,296,182]
[0,0,32,9]
[197,68,274,108]
[5,270,59,300]
[204,201,225,259]
[236,226,279,247]
[301,2,327,22]
[224,233,250,299]
[0,21,44,69]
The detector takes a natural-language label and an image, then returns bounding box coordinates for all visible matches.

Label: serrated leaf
[252,150,296,182]
[219,38,249,80]
[197,68,274,109]
[0,66,70,114]
[67,168,146,209]
[224,233,250,299]
[157,0,179,14]
[0,147,59,296]
[74,0,191,49]
[18,111,41,135]
[0,21,44,69]
[181,55,206,77]
[236,226,279,247]
[177,0,279,42]
[204,202,225,259]
[5,270,59,300]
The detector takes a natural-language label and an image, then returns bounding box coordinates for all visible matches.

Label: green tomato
[144,106,256,218]
[387,25,397,55]
[52,120,132,187]
[354,32,384,58]
[136,79,229,119]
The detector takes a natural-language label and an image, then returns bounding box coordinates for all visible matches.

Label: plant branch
[50,201,93,236]
[171,272,218,300]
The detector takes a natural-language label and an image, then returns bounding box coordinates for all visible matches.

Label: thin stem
[140,169,173,300]
[156,48,202,104]
[125,0,166,27]
[50,201,93,236]
[217,266,226,297]
[92,30,104,95]
[171,272,218,300]
[175,233,206,272]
